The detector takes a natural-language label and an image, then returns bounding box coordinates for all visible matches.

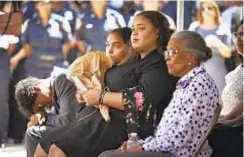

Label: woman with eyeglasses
[189,0,232,103]
[208,20,243,157]
[99,31,219,157]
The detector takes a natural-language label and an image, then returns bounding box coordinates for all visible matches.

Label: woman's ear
[156,29,160,38]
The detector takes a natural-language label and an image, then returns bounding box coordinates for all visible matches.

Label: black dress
[49,50,177,157]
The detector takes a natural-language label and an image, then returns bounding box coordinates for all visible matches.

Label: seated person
[34,11,177,157]
[15,74,79,157]
[99,31,219,157]
[66,51,113,122]
[208,20,243,157]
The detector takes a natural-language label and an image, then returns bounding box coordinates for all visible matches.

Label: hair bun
[205,47,212,61]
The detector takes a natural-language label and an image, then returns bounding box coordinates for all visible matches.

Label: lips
[132,38,139,43]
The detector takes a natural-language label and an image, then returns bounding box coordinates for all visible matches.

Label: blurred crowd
[0,0,243,156]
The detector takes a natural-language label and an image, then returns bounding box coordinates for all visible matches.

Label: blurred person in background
[221,1,243,72]
[51,1,78,34]
[127,0,176,34]
[221,1,243,33]
[21,1,35,22]
[161,0,196,30]
[0,1,21,146]
[208,20,243,157]
[75,0,126,53]
[51,1,81,65]
[11,1,73,79]
[119,1,136,25]
[189,0,232,103]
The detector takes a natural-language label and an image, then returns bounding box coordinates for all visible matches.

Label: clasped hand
[27,111,46,128]
[76,89,101,106]
[116,141,143,152]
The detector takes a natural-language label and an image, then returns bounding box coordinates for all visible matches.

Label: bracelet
[98,89,107,104]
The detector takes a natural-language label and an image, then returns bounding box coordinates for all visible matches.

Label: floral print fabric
[123,86,157,139]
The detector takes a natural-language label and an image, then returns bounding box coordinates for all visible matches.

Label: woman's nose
[107,47,113,54]
[164,54,170,61]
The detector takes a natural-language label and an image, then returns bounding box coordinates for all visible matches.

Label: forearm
[7,44,16,57]
[103,92,124,110]
[13,44,31,60]
[76,40,85,55]
[63,42,72,56]
[226,104,243,119]
[217,42,232,58]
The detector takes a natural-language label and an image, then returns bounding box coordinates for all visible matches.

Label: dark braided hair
[15,77,40,118]
[136,11,170,54]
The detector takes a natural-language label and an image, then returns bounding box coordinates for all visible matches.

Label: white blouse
[140,66,219,157]
[221,64,243,115]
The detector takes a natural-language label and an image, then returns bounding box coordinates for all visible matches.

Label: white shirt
[140,66,219,157]
[221,64,243,115]
[0,11,19,49]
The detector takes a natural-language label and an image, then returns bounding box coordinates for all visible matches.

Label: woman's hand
[82,89,101,105]
[126,145,143,152]
[116,141,143,152]
[205,35,221,47]
[10,56,20,69]
[75,90,86,104]
[116,141,127,152]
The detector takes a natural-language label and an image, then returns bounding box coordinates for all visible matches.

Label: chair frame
[192,105,222,157]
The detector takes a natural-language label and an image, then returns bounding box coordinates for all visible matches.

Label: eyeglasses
[233,32,244,40]
[201,6,213,12]
[164,50,179,57]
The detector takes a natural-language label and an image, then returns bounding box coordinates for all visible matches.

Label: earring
[188,62,191,66]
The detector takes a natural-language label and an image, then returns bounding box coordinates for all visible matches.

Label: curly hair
[15,77,40,118]
[136,11,170,54]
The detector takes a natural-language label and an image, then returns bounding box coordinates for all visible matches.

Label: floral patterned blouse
[121,50,177,139]
[140,66,219,157]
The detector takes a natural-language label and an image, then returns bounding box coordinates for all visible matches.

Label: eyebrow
[132,24,145,28]
[106,41,121,44]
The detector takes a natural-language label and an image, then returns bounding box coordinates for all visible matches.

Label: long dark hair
[136,11,170,54]
[110,27,132,45]
[108,27,135,65]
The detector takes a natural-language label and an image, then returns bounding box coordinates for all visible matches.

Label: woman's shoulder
[216,23,231,37]
[225,64,243,82]
[191,67,218,91]
[188,21,200,31]
[139,52,166,70]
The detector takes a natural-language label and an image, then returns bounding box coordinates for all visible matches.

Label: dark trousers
[99,150,168,157]
[8,59,27,142]
[0,49,11,143]
[208,124,243,157]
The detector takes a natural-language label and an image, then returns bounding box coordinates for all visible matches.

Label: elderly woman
[99,31,219,157]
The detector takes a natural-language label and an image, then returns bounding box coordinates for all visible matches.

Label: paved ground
[0,140,26,157]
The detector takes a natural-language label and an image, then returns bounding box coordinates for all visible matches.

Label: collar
[34,15,51,27]
[135,49,158,60]
[176,65,205,88]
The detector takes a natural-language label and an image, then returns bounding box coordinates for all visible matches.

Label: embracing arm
[103,92,124,110]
